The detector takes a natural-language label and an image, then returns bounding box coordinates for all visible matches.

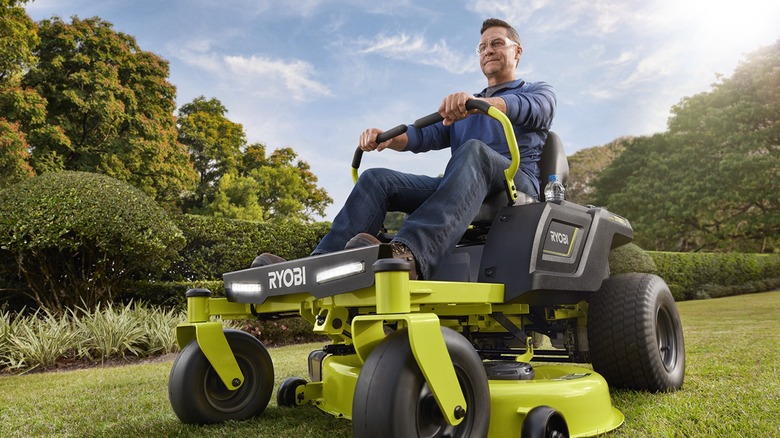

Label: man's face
[479,27,522,82]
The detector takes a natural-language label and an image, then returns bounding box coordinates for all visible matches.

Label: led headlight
[316,261,365,284]
[229,282,263,294]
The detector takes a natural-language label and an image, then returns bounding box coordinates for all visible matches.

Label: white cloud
[168,41,331,101]
[349,33,477,75]
[224,55,332,100]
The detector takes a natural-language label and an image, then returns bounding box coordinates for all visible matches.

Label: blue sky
[25,0,780,220]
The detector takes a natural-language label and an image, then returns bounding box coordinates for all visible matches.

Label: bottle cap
[548,174,557,182]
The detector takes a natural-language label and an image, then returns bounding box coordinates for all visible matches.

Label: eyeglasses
[476,37,519,55]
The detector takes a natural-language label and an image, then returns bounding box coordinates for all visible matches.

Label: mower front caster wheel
[521,406,569,438]
[168,329,274,423]
[277,377,307,407]
[352,327,490,438]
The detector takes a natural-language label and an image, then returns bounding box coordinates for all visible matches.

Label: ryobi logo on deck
[268,266,306,289]
[543,221,580,258]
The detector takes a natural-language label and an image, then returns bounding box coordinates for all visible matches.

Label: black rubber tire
[168,329,274,423]
[352,327,489,438]
[588,273,685,392]
[277,377,307,407]
[521,406,569,438]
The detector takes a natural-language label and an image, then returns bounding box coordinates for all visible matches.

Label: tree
[0,0,38,83]
[0,119,34,187]
[205,144,332,221]
[0,0,39,187]
[594,40,780,252]
[20,16,196,205]
[0,171,185,311]
[565,137,630,205]
[177,96,245,210]
[176,96,333,222]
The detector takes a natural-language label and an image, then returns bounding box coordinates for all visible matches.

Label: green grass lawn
[1,291,778,437]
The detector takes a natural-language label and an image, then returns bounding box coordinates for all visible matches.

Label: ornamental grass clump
[0,302,184,372]
[2,309,79,371]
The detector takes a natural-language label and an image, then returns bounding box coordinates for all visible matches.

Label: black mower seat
[471,131,568,223]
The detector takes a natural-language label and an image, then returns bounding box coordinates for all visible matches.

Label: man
[257,18,556,280]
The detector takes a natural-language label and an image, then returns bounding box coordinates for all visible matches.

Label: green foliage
[116,280,224,309]
[178,97,332,221]
[168,214,330,281]
[1,308,78,371]
[0,2,42,187]
[177,96,245,210]
[650,251,780,300]
[0,171,185,311]
[0,302,183,372]
[593,41,780,252]
[608,243,657,275]
[0,1,39,83]
[0,119,34,187]
[565,137,630,206]
[21,16,197,205]
[237,318,327,347]
[382,211,407,233]
[71,302,182,362]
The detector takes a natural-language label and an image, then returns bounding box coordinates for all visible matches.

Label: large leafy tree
[178,96,332,221]
[0,0,37,83]
[204,144,332,221]
[19,16,196,205]
[565,137,630,205]
[594,40,780,252]
[0,0,39,186]
[177,96,245,210]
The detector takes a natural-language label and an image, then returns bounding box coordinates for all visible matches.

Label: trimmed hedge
[609,243,657,275]
[0,171,184,311]
[650,251,780,301]
[116,280,224,309]
[167,214,330,282]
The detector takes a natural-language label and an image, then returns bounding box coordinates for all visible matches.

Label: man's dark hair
[481,18,521,46]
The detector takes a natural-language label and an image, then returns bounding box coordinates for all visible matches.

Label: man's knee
[450,140,495,170]
[457,139,491,156]
[357,167,392,187]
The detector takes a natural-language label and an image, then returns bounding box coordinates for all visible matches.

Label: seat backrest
[538,131,568,201]
[471,131,569,223]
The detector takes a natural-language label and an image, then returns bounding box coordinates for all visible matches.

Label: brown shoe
[250,252,286,268]
[390,241,419,280]
[345,232,382,249]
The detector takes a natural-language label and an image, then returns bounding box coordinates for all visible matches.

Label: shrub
[236,317,328,347]
[0,171,185,311]
[650,252,780,300]
[115,280,224,310]
[609,243,657,275]
[168,214,330,281]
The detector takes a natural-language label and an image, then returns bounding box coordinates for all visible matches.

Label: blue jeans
[314,140,539,279]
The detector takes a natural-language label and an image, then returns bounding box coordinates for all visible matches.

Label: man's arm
[438,92,508,126]
[499,82,556,130]
[359,128,409,152]
[438,84,555,131]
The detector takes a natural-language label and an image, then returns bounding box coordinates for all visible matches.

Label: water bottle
[544,175,565,202]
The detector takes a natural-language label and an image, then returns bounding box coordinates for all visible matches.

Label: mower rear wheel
[588,273,685,391]
[352,327,489,438]
[277,377,307,407]
[168,329,274,423]
[521,406,569,438]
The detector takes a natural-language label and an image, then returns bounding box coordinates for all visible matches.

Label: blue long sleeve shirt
[403,79,556,181]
